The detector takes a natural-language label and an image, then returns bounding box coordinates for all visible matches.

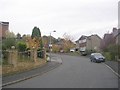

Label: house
[100,33,114,50]
[76,34,102,55]
[100,28,120,60]
[101,28,120,50]
[0,21,9,39]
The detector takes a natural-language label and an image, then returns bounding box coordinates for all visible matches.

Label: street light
[49,30,56,61]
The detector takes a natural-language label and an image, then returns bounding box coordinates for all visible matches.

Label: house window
[79,39,86,44]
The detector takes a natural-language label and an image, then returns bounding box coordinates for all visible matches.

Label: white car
[70,49,75,52]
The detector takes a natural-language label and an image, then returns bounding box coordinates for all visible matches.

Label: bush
[102,44,120,61]
[17,41,27,52]
[103,52,112,61]
[2,38,16,50]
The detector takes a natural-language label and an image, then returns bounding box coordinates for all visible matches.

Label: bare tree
[62,33,75,52]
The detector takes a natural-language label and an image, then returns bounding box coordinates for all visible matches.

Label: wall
[0,22,9,39]
[86,35,101,52]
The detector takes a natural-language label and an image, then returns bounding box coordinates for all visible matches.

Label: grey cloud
[0,0,119,40]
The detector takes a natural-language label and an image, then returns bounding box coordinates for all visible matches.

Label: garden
[2,27,47,76]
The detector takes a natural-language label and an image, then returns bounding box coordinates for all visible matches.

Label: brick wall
[0,22,9,39]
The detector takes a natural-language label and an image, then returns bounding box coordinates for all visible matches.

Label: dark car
[90,53,105,63]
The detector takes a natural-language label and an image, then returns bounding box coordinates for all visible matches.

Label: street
[4,54,118,88]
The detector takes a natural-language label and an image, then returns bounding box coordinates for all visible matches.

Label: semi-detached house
[76,34,102,55]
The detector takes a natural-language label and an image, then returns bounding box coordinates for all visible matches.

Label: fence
[2,50,46,66]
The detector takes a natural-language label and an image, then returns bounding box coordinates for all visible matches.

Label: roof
[76,34,101,41]
[115,29,120,37]
[77,35,87,41]
[0,21,9,25]
[103,33,113,39]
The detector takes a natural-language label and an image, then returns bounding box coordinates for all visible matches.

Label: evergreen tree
[31,27,41,39]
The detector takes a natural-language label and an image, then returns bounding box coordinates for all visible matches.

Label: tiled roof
[77,34,101,41]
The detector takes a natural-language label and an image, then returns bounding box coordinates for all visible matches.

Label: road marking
[47,57,63,64]
[103,63,120,77]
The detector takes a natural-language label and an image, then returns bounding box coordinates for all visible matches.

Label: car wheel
[91,59,92,62]
[94,59,96,63]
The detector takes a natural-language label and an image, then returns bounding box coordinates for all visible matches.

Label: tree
[31,27,41,39]
[2,38,16,50]
[21,34,27,41]
[63,33,74,42]
[30,27,42,62]
[100,33,115,51]
[40,39,43,49]
[5,30,16,38]
[42,36,49,48]
[52,44,60,53]
[62,33,75,52]
[16,33,21,39]
[107,44,120,60]
[2,31,16,50]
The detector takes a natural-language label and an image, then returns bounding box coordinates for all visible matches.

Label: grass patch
[2,59,46,77]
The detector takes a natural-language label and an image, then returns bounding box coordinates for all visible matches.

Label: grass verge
[2,59,47,77]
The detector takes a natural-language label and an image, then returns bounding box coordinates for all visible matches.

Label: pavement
[104,60,120,89]
[104,61,120,77]
[2,57,62,87]
[105,61,118,73]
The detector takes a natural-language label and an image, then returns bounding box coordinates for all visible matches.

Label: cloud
[0,0,119,40]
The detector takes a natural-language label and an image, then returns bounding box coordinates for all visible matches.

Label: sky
[0,0,119,41]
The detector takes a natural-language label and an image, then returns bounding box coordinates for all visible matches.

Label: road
[4,54,118,88]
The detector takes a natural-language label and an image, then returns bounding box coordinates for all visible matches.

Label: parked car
[60,50,64,53]
[80,51,87,56]
[70,48,75,52]
[90,53,105,63]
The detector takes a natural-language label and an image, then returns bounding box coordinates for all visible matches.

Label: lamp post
[49,30,56,61]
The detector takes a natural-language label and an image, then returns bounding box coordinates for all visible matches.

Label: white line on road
[103,63,120,77]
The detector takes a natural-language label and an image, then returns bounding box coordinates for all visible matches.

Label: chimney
[113,28,117,33]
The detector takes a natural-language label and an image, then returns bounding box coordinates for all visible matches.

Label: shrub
[103,52,112,61]
[17,41,27,52]
[102,44,120,61]
[2,38,16,50]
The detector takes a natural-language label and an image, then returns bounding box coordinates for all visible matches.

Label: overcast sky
[0,0,119,41]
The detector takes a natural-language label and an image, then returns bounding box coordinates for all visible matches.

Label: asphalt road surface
[4,54,118,88]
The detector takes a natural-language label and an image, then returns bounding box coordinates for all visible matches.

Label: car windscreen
[94,53,102,56]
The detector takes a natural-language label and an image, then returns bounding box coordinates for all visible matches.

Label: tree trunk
[33,50,37,62]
